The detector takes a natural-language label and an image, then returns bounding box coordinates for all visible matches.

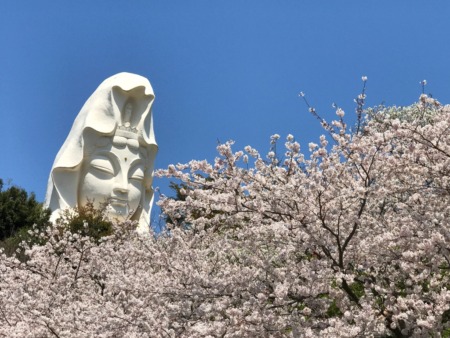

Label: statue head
[45,73,158,233]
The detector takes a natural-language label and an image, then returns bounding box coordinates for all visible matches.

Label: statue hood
[45,72,158,233]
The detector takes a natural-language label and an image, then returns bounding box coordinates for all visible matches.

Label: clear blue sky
[2,1,450,224]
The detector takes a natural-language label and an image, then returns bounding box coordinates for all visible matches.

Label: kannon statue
[45,73,158,233]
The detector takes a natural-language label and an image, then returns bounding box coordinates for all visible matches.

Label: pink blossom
[2,97,450,336]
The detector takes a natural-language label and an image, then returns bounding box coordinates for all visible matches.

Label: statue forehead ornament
[114,102,140,148]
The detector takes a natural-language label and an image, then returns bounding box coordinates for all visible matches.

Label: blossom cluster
[2,97,450,337]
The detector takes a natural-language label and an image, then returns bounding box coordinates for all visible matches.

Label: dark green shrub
[0,179,51,241]
[55,201,114,243]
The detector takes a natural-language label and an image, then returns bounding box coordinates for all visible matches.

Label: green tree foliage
[0,179,51,241]
[55,201,114,243]
[0,180,114,256]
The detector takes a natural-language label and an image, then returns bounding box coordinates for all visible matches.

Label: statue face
[78,137,146,220]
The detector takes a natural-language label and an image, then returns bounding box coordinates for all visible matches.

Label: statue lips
[109,197,128,207]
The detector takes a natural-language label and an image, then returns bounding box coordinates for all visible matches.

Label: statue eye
[130,167,145,181]
[90,158,114,175]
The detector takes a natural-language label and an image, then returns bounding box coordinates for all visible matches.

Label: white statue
[45,73,158,233]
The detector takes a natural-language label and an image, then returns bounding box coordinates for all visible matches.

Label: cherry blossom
[2,97,450,337]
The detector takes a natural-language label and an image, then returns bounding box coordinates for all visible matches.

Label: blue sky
[2,1,450,225]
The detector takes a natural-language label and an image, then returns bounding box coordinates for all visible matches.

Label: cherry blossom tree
[2,94,450,337]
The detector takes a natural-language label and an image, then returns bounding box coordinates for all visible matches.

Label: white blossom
[3,98,450,336]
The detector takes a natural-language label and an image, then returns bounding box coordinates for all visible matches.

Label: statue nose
[113,182,129,195]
